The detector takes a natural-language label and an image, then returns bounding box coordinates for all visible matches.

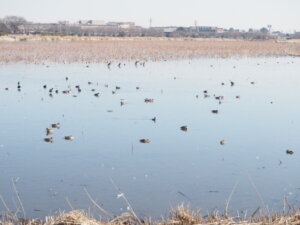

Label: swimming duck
[144,98,154,103]
[286,149,294,155]
[64,136,74,141]
[51,123,60,129]
[44,137,54,143]
[180,125,188,131]
[46,128,54,135]
[140,139,150,143]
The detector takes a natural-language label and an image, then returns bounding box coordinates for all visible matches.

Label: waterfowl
[116,86,121,90]
[203,90,208,94]
[211,110,219,114]
[180,126,188,131]
[250,81,255,85]
[220,140,225,145]
[236,96,240,99]
[230,81,235,86]
[144,98,154,103]
[75,85,80,89]
[62,90,71,94]
[151,117,156,122]
[64,136,74,141]
[44,137,54,143]
[88,81,93,85]
[140,139,150,143]
[136,87,140,90]
[215,96,224,100]
[46,128,54,135]
[94,93,100,97]
[65,77,68,81]
[112,91,116,94]
[51,123,60,129]
[5,88,9,91]
[49,88,53,93]
[43,85,47,89]
[286,149,294,155]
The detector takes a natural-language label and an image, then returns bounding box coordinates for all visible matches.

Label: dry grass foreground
[0,35,300,63]
[1,205,300,225]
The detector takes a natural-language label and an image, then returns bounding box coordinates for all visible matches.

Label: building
[106,22,135,29]
[90,20,105,25]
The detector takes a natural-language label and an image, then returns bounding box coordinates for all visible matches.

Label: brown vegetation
[0,36,300,63]
[1,205,300,225]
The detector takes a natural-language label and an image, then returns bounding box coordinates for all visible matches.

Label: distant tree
[0,19,10,34]
[260,27,269,33]
[118,31,125,37]
[3,16,27,33]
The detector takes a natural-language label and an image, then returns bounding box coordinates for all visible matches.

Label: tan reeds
[2,205,300,225]
[0,36,300,63]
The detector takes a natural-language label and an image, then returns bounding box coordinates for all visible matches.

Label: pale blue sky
[1,0,299,32]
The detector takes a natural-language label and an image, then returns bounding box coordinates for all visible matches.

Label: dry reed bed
[0,36,300,63]
[1,206,300,225]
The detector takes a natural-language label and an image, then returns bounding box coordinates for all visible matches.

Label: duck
[51,123,60,129]
[64,136,74,141]
[46,128,54,135]
[144,98,154,103]
[44,137,54,143]
[220,140,225,145]
[211,110,219,114]
[286,149,294,155]
[94,93,100,97]
[151,117,156,122]
[140,139,150,143]
[180,125,188,131]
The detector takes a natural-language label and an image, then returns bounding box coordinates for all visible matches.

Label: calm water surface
[0,58,300,219]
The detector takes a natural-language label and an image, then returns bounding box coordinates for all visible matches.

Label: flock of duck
[3,59,296,155]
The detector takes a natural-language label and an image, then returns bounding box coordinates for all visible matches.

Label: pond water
[0,57,300,219]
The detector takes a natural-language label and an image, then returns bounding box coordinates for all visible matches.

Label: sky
[1,0,299,32]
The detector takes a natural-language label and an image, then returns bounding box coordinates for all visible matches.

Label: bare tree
[3,16,27,34]
[0,19,10,34]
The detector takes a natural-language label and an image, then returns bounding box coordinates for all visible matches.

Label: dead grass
[0,35,300,63]
[1,205,300,225]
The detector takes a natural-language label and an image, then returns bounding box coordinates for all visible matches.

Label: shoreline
[0,35,300,63]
